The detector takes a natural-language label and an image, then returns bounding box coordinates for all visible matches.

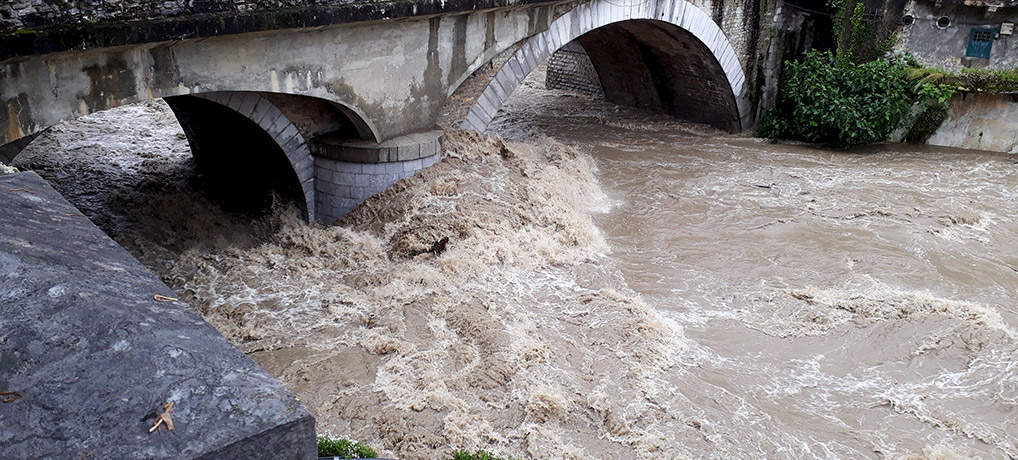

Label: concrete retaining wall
[928,93,1018,153]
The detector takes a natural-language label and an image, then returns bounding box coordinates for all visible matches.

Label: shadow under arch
[462,0,750,133]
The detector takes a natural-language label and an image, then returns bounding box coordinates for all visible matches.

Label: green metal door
[966,27,994,59]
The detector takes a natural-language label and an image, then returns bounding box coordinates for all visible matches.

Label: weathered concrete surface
[928,93,1018,153]
[900,1,1018,71]
[0,2,567,147]
[0,171,315,459]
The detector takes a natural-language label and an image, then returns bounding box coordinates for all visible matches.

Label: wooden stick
[149,402,175,432]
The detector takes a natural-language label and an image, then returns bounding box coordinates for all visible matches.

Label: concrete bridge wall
[1,1,568,221]
[0,2,565,146]
[2,0,762,222]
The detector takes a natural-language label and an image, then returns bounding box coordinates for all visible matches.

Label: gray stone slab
[315,167,334,183]
[384,161,404,175]
[0,172,315,460]
[498,62,521,90]
[332,172,357,187]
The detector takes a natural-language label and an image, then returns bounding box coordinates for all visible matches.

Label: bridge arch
[164,91,380,221]
[164,92,315,219]
[462,0,750,133]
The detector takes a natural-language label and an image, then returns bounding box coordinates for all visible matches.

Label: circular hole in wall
[901,14,915,26]
[937,16,951,28]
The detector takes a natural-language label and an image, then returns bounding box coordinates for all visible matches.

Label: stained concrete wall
[0,171,315,459]
[0,2,566,148]
[928,93,1018,153]
[900,0,1018,70]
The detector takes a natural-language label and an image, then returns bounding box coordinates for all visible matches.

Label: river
[11,70,1018,458]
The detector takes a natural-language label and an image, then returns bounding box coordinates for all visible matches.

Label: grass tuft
[317,435,377,458]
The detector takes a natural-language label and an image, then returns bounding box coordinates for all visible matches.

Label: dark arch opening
[549,19,741,132]
[164,95,306,217]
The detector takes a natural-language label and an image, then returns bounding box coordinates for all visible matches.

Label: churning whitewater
[13,70,1018,458]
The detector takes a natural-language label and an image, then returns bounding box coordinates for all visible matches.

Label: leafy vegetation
[759,0,1018,147]
[759,46,1018,147]
[758,51,915,146]
[317,435,377,458]
[828,0,896,64]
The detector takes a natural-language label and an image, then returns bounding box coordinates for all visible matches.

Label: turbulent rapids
[12,70,1018,458]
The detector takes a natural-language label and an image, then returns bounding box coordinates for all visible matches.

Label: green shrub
[759,50,914,147]
[317,435,377,458]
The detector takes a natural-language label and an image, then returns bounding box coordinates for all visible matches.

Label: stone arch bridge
[1,0,753,223]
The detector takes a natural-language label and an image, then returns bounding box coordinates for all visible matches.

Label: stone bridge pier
[162,91,441,223]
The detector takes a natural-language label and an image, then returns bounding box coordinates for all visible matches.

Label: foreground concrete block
[0,172,315,459]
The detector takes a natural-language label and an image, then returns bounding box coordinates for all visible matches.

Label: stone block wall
[314,152,441,223]
[545,41,605,97]
[710,0,755,67]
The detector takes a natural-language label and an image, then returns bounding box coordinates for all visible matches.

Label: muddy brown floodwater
[12,69,1018,459]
